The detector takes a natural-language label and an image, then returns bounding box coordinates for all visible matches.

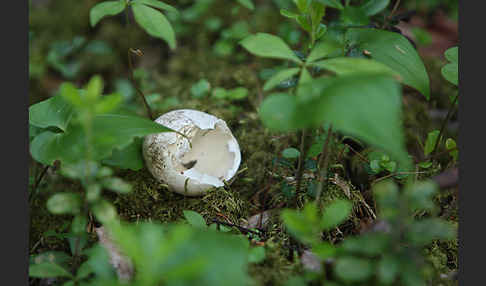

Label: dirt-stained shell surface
[143,109,241,196]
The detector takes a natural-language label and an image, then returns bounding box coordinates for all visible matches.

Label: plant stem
[124,8,154,120]
[430,94,458,157]
[295,129,309,196]
[29,165,50,203]
[316,124,333,209]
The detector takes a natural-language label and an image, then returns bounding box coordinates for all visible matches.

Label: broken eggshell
[143,109,241,196]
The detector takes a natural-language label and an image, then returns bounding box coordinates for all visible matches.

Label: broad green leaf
[281,206,319,244]
[306,39,343,63]
[377,255,399,284]
[76,261,93,280]
[30,114,175,166]
[334,257,373,282]
[132,0,178,14]
[29,95,73,132]
[340,6,370,26]
[340,233,389,256]
[102,137,144,170]
[190,79,211,98]
[226,87,249,100]
[404,180,438,212]
[102,177,132,194]
[183,210,207,228]
[90,1,126,27]
[282,147,300,159]
[424,130,439,156]
[320,199,352,231]
[29,262,73,278]
[263,68,300,91]
[316,0,344,10]
[92,200,118,224]
[360,0,390,16]
[46,193,81,215]
[346,28,430,99]
[132,3,176,50]
[248,246,266,263]
[240,33,303,64]
[311,57,399,78]
[236,0,255,10]
[442,46,458,86]
[373,180,400,219]
[259,93,300,132]
[407,218,456,246]
[298,75,408,165]
[312,242,336,260]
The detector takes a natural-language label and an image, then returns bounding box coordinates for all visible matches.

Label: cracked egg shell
[143,109,241,196]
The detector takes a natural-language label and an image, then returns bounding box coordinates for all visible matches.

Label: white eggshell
[143,109,241,196]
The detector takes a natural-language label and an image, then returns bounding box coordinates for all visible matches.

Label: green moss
[112,169,250,224]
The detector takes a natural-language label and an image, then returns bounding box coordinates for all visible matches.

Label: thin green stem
[124,8,154,120]
[316,124,333,209]
[430,94,458,157]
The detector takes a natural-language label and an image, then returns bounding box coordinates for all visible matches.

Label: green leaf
[298,75,408,165]
[320,199,352,231]
[340,6,370,26]
[190,79,211,98]
[248,246,266,263]
[90,1,126,27]
[293,0,310,13]
[282,147,301,159]
[30,114,175,166]
[407,218,456,246]
[102,177,132,194]
[280,9,299,19]
[240,33,303,64]
[132,0,178,14]
[281,203,319,244]
[132,3,176,50]
[236,0,255,10]
[442,46,458,86]
[445,138,458,161]
[92,200,118,224]
[312,242,336,260]
[226,87,249,100]
[29,262,73,278]
[316,0,344,10]
[76,261,94,280]
[424,130,440,156]
[263,68,300,91]
[377,255,399,284]
[259,93,300,132]
[346,28,430,99]
[404,180,438,212]
[298,67,312,84]
[311,57,399,77]
[72,214,88,235]
[306,39,343,63]
[360,0,390,16]
[29,95,74,132]
[102,137,144,170]
[334,257,373,282]
[46,193,81,215]
[340,233,389,256]
[183,210,207,228]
